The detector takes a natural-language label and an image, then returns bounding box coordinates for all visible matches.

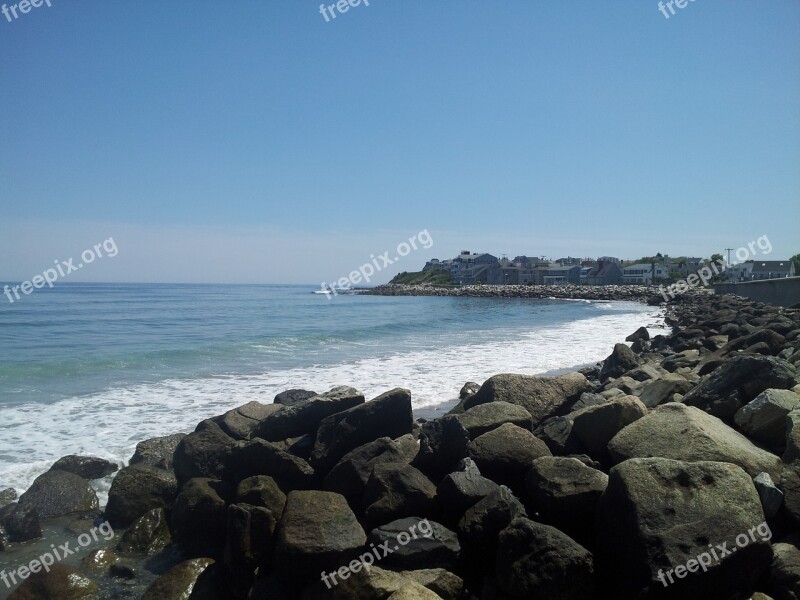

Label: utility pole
[724,248,734,281]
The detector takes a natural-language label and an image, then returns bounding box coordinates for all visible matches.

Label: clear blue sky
[1,0,798,284]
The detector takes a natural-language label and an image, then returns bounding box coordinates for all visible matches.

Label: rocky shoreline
[2,294,800,599]
[361,283,683,303]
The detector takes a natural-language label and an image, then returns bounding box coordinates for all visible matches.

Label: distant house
[542,265,580,285]
[452,251,498,284]
[726,261,753,281]
[622,263,669,284]
[586,262,623,285]
[749,260,796,280]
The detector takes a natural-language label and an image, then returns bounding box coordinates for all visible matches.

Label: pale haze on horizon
[1,1,798,284]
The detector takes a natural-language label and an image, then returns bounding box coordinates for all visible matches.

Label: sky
[1,0,799,284]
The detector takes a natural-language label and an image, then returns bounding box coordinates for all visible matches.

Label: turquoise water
[0,283,663,497]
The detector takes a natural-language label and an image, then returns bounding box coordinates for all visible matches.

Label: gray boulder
[275,490,366,579]
[7,564,99,600]
[141,558,217,600]
[225,438,316,491]
[638,378,695,408]
[254,386,365,441]
[595,457,772,599]
[369,518,460,571]
[524,456,607,543]
[129,433,186,470]
[235,475,286,520]
[310,388,413,472]
[495,517,595,600]
[105,464,177,528]
[767,543,800,600]
[18,470,98,519]
[753,472,784,519]
[363,462,437,528]
[326,436,418,502]
[50,455,118,480]
[457,486,525,567]
[457,402,532,439]
[435,458,498,526]
[569,395,647,459]
[466,423,551,489]
[225,502,277,597]
[682,355,798,422]
[608,402,783,479]
[171,478,232,558]
[116,507,171,555]
[173,426,236,486]
[735,389,800,452]
[274,388,317,406]
[2,503,42,543]
[217,401,281,440]
[464,372,592,426]
[600,343,639,380]
[413,416,470,479]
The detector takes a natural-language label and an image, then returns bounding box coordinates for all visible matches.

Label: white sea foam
[0,303,664,505]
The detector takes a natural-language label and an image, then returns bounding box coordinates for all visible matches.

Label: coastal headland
[1,293,800,599]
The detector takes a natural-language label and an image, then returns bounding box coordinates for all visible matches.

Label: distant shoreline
[360,283,683,304]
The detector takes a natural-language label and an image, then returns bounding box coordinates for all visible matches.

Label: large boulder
[457,402,532,439]
[310,388,413,472]
[682,355,798,422]
[569,396,647,459]
[2,503,42,543]
[363,462,437,528]
[608,403,783,480]
[435,458,498,527]
[767,543,800,600]
[386,581,443,599]
[735,389,800,452]
[235,475,286,520]
[495,517,595,600]
[412,416,470,479]
[173,426,236,486]
[457,486,526,568]
[785,409,800,464]
[369,518,460,571]
[129,433,186,470]
[274,388,317,406]
[225,502,277,597]
[524,456,608,544]
[274,490,366,579]
[171,478,232,558]
[638,378,696,408]
[595,457,772,599]
[463,373,592,426]
[224,439,316,491]
[105,464,177,528]
[7,564,99,600]
[116,507,171,555]
[326,436,418,503]
[49,456,118,480]
[466,423,551,489]
[18,470,98,519]
[141,558,218,600]
[600,343,640,380]
[254,386,365,441]
[217,401,281,440]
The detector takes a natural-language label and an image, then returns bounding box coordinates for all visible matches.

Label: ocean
[0,283,664,501]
